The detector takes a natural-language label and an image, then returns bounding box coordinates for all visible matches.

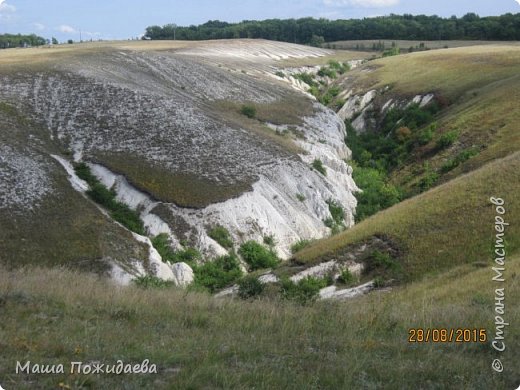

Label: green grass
[212,98,310,155]
[1,255,518,389]
[296,152,520,280]
[390,73,520,195]
[208,226,234,249]
[311,158,326,175]
[290,239,313,254]
[93,152,253,209]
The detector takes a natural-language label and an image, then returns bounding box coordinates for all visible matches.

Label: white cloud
[0,0,16,20]
[83,31,102,38]
[33,23,46,31]
[323,0,399,8]
[0,0,15,12]
[58,24,77,34]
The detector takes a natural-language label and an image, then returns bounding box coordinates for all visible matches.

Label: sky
[0,0,519,42]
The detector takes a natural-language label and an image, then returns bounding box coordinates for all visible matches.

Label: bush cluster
[208,225,233,249]
[74,163,145,235]
[240,104,257,118]
[294,72,317,87]
[239,241,279,270]
[192,255,242,293]
[440,148,479,173]
[436,130,459,150]
[281,276,329,304]
[364,250,402,282]
[337,269,356,286]
[237,275,265,299]
[352,167,400,222]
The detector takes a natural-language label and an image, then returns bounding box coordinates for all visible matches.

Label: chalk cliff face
[0,40,359,282]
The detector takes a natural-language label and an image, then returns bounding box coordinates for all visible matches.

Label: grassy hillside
[349,45,520,99]
[0,103,148,272]
[295,152,520,280]
[390,72,520,195]
[292,44,520,284]
[0,255,518,389]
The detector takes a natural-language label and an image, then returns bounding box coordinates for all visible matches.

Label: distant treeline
[0,34,47,49]
[144,13,520,45]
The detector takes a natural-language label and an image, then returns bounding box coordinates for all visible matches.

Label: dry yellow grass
[0,251,518,389]
[344,44,520,99]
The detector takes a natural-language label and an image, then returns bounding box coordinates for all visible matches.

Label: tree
[51,37,58,45]
[309,34,325,47]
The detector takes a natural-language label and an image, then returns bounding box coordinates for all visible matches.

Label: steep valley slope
[0,39,361,282]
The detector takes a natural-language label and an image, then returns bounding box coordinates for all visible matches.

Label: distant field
[327,39,520,51]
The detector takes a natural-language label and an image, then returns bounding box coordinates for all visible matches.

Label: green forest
[0,33,47,49]
[144,13,520,44]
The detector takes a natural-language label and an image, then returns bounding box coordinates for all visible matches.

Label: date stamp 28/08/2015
[408,328,487,343]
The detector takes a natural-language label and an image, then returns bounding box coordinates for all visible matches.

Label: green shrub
[240,104,257,119]
[382,47,400,57]
[338,269,356,285]
[275,71,285,78]
[86,183,116,208]
[290,239,312,254]
[296,193,306,202]
[328,87,340,97]
[352,166,401,222]
[319,93,332,106]
[281,276,328,304]
[151,233,177,263]
[417,127,434,145]
[109,202,146,235]
[373,276,386,288]
[151,234,203,265]
[365,251,402,282]
[192,255,242,293]
[239,241,279,270]
[371,250,399,271]
[418,168,439,192]
[309,86,320,98]
[317,67,337,79]
[76,163,145,235]
[237,275,265,299]
[440,148,480,173]
[312,159,327,175]
[208,226,233,249]
[133,275,174,289]
[328,60,350,74]
[263,235,276,247]
[436,130,458,149]
[294,72,316,87]
[74,162,97,185]
[173,247,202,265]
[326,199,344,225]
